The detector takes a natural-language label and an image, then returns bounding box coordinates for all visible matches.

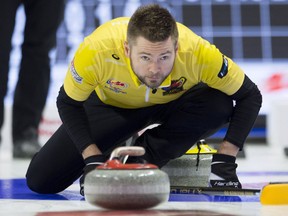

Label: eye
[160,55,170,61]
[140,56,150,61]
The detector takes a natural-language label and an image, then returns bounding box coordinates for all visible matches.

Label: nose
[149,61,160,74]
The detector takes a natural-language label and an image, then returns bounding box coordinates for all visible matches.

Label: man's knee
[26,171,70,194]
[25,155,64,194]
[26,172,53,194]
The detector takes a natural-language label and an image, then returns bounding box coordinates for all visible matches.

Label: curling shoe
[13,128,41,159]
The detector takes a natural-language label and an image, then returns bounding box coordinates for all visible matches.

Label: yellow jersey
[64,17,245,109]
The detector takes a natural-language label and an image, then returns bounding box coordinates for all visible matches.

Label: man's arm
[217,75,262,157]
[209,75,262,188]
[57,85,101,158]
[224,74,262,150]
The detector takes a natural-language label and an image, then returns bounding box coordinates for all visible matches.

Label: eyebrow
[138,50,173,56]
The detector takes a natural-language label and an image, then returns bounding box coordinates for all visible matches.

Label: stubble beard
[130,63,170,89]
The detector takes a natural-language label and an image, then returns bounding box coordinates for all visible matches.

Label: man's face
[124,36,178,89]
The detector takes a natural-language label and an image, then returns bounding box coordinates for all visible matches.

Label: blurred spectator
[0,0,65,158]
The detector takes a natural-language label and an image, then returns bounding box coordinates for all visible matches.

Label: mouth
[148,77,159,83]
[148,75,160,80]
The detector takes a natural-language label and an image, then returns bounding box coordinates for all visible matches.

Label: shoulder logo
[218,56,228,78]
[70,59,83,84]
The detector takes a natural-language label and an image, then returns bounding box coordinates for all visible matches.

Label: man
[26,4,262,195]
[0,0,64,158]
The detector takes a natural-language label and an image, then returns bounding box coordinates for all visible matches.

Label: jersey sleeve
[194,38,245,95]
[63,38,99,101]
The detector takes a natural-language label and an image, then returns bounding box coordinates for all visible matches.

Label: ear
[124,41,130,57]
[175,41,179,53]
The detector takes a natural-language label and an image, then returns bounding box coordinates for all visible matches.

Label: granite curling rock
[161,140,217,187]
[84,146,170,210]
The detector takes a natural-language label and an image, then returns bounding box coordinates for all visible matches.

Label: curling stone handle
[109,146,145,160]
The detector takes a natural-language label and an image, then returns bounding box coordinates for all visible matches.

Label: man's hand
[80,155,106,196]
[209,153,242,188]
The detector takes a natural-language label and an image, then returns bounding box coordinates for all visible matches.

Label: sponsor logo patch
[162,77,187,95]
[70,59,83,84]
[218,56,228,78]
[105,79,128,94]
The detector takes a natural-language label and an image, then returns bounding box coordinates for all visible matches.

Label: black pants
[0,0,64,141]
[26,84,233,194]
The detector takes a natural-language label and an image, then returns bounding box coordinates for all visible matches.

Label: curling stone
[161,140,217,187]
[84,146,170,210]
[260,182,288,205]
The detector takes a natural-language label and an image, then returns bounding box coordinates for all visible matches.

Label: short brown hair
[127,4,178,45]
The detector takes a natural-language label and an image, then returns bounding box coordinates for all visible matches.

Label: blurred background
[3,0,288,154]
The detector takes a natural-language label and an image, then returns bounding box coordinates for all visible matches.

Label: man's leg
[12,0,65,157]
[26,125,85,194]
